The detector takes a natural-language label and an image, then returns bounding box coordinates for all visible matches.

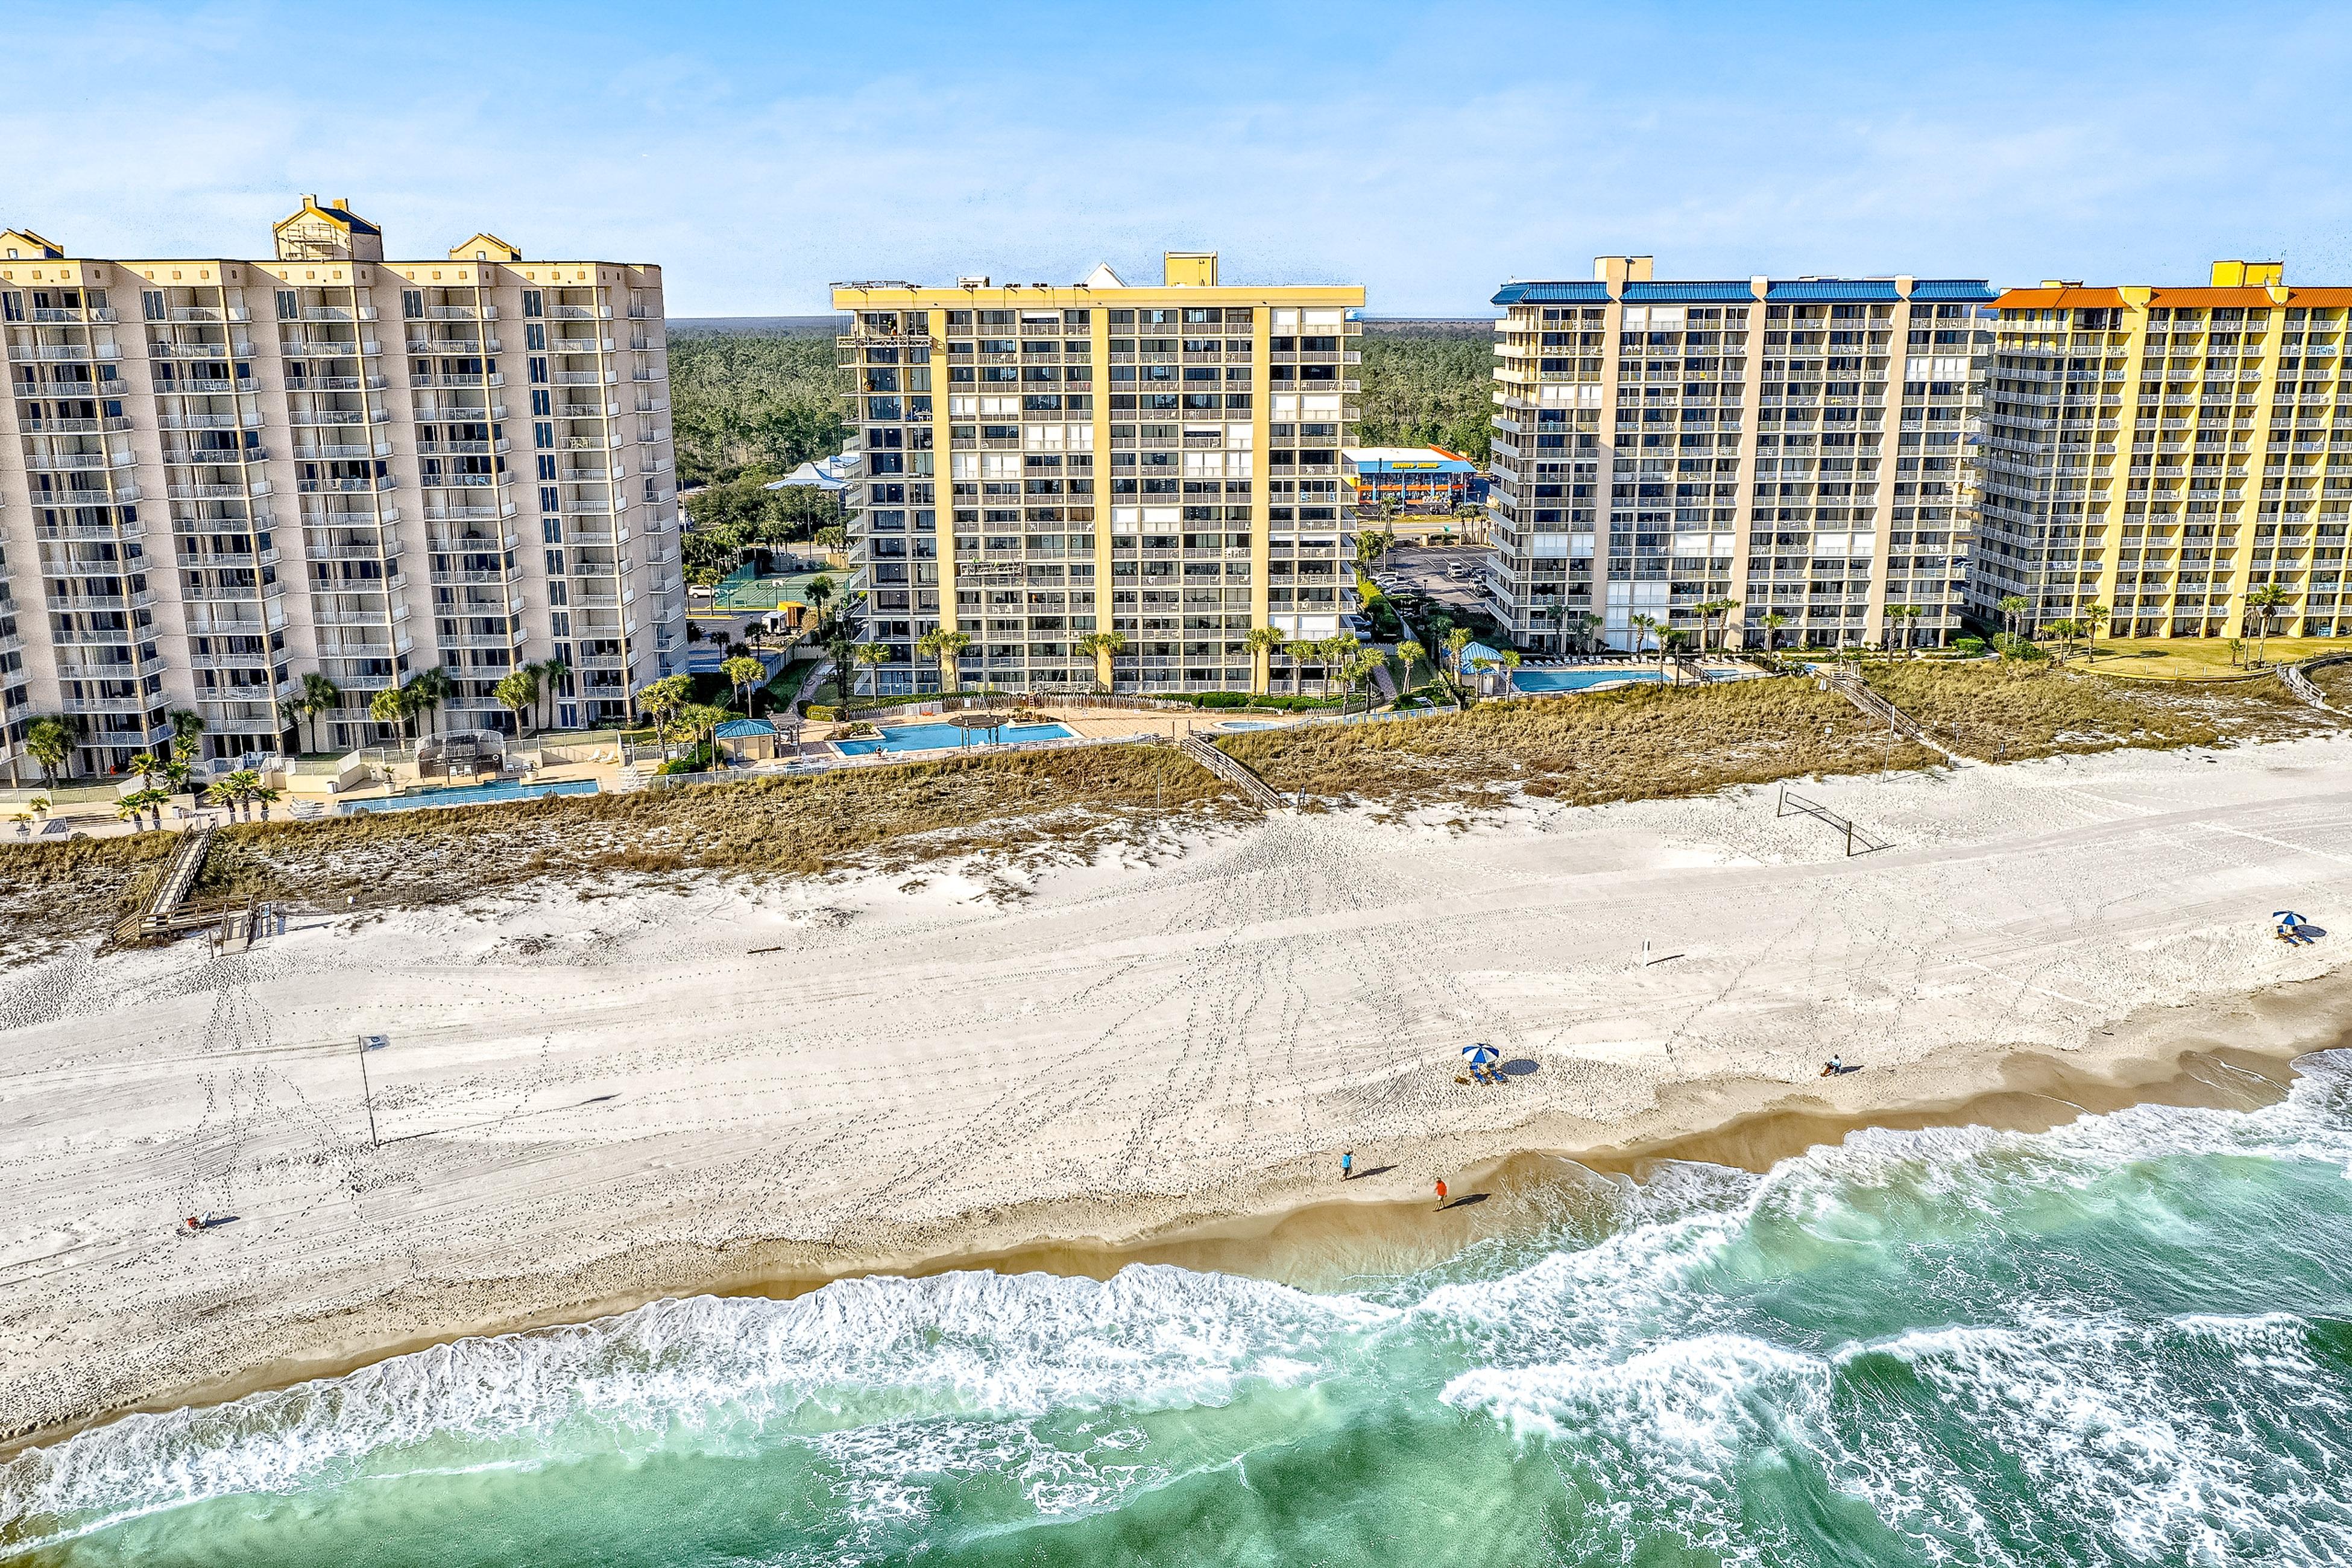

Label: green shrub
[1953,636,1986,654]
[806,704,839,722]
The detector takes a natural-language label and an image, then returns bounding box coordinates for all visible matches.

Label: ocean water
[8,1054,2352,1567]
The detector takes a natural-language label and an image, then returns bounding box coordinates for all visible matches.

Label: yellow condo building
[1972,260,2352,640]
[830,253,1364,696]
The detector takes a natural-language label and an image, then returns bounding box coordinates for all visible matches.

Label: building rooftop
[1495,272,1995,307]
[1344,446,1477,471]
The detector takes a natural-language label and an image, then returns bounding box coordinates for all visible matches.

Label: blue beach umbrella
[1461,1043,1498,1068]
[2275,910,2307,925]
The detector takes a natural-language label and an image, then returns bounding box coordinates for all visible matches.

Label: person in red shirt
[1434,1179,1448,1207]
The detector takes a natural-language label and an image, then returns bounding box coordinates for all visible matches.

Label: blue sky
[7,0,2351,316]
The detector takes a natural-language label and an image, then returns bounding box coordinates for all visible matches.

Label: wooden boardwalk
[1179,734,1287,811]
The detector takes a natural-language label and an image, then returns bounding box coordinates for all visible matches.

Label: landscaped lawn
[2082,637,2352,681]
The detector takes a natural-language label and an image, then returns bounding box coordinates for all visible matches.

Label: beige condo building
[0,197,683,781]
[1487,256,1994,653]
[831,253,1364,696]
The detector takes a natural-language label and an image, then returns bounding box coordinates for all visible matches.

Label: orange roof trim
[1995,287,2125,310]
[2146,287,2278,309]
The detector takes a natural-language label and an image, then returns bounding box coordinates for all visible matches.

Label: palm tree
[2079,600,2111,659]
[1627,612,1661,671]
[1393,638,1425,698]
[1498,648,1522,697]
[406,667,458,738]
[804,573,837,625]
[721,655,768,716]
[494,670,539,735]
[1440,626,1475,704]
[1318,633,1357,699]
[1244,625,1285,694]
[634,674,693,758]
[1761,610,1788,654]
[851,641,895,698]
[1073,629,1127,691]
[2046,616,2082,666]
[1341,649,1386,717]
[25,715,75,789]
[1997,593,2031,646]
[676,702,733,767]
[2245,581,2291,667]
[298,672,342,754]
[368,684,415,744]
[916,628,974,693]
[529,659,569,731]
[169,710,206,752]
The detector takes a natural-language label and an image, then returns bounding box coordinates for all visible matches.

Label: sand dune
[3,736,2351,1444]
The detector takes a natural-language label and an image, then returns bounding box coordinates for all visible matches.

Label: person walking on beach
[1434,1178,1448,1207]
[1341,1151,1354,1181]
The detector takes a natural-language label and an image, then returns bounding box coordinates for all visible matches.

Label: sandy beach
[4,733,2352,1449]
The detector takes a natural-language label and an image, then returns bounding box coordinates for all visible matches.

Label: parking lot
[1367,543,1498,620]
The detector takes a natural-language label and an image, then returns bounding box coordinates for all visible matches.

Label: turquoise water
[340,779,600,814]
[834,721,1076,755]
[8,1053,2352,1566]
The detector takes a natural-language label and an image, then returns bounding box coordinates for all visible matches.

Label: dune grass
[4,665,2343,966]
[1864,661,2340,759]
[1217,678,1939,808]
[0,745,1232,962]
[1220,663,2346,809]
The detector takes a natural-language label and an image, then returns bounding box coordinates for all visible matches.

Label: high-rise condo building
[1486,257,1994,653]
[0,197,683,781]
[1972,261,2351,640]
[831,253,1364,696]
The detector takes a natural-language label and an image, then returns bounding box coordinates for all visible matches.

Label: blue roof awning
[1765,279,1901,302]
[1491,281,1612,306]
[1621,281,1758,303]
[714,718,778,738]
[1908,280,1999,302]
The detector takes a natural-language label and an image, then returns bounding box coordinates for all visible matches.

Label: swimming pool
[833,720,1077,755]
[1509,667,1738,694]
[342,778,601,813]
[1217,719,1282,731]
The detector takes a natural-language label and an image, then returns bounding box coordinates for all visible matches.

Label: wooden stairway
[1179,734,1287,811]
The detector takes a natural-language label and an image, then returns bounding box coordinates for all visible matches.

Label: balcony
[545,305,610,320]
[306,540,401,562]
[314,604,409,627]
[285,374,385,392]
[298,476,397,494]
[168,482,271,502]
[154,377,249,394]
[411,372,503,388]
[24,416,136,434]
[550,370,615,386]
[24,451,133,472]
[14,342,119,361]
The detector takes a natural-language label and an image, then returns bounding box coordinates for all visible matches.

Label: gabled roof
[714,718,778,738]
[450,233,522,262]
[0,228,63,259]
[275,195,380,236]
